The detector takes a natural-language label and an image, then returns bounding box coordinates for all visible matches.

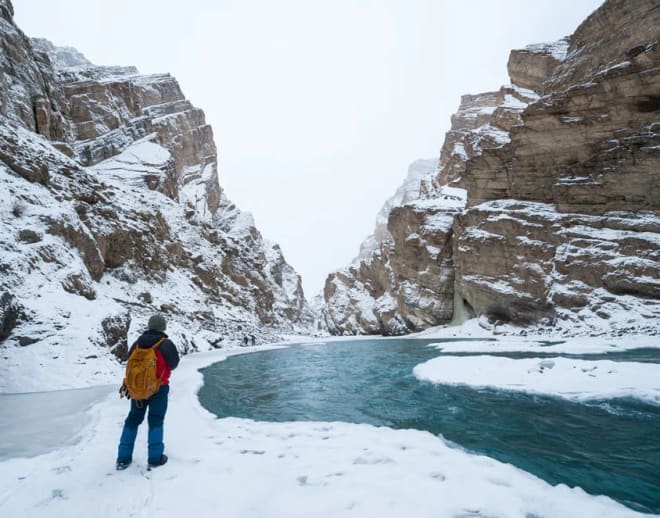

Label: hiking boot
[116,459,132,471]
[148,454,168,468]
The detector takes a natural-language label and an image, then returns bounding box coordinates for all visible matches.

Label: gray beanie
[148,314,167,332]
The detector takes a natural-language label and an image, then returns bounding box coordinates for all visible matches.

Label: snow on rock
[122,140,171,165]
[324,190,462,335]
[507,37,570,92]
[524,39,570,61]
[325,0,660,339]
[216,196,257,236]
[31,37,91,68]
[0,348,648,518]
[324,64,538,336]
[358,158,438,259]
[454,201,660,335]
[0,8,312,392]
[414,355,660,404]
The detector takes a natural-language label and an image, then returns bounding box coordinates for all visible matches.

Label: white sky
[15,0,602,297]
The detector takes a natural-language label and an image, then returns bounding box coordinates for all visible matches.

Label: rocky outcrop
[324,0,660,337]
[468,45,660,211]
[454,201,659,329]
[325,78,535,335]
[325,188,467,335]
[507,39,569,93]
[30,37,222,216]
[0,0,312,389]
[358,159,438,259]
[0,292,21,340]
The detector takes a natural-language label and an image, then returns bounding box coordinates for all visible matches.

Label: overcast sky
[15,0,602,296]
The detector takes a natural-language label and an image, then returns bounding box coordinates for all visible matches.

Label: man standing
[116,314,179,470]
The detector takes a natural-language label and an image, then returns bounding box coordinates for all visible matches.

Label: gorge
[323,0,659,338]
[0,2,658,516]
[1,0,659,388]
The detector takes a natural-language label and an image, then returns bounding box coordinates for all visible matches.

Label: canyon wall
[0,0,311,390]
[324,0,659,337]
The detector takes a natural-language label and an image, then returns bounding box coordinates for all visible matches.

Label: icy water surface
[199,339,660,513]
[0,385,113,460]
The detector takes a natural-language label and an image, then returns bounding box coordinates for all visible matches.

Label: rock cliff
[324,0,659,337]
[0,0,311,390]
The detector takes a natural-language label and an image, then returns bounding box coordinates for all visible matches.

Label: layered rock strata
[324,0,660,336]
[0,1,311,390]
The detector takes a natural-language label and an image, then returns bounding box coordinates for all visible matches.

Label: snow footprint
[353,453,395,465]
[530,360,555,374]
[52,465,72,475]
[240,449,266,455]
[38,489,66,506]
[325,472,344,478]
[297,475,328,487]
[51,489,65,500]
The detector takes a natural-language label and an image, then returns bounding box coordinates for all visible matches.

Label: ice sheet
[414,355,660,404]
[0,385,113,460]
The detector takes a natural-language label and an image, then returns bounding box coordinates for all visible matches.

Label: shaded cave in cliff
[637,95,660,113]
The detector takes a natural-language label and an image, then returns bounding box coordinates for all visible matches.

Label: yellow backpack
[123,337,166,400]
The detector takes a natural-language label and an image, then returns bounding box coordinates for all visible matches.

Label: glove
[119,383,130,399]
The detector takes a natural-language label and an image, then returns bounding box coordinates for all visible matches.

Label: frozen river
[199,338,660,514]
[0,385,114,461]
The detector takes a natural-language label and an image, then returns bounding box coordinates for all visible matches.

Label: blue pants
[117,385,169,464]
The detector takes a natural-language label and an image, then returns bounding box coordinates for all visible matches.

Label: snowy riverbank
[414,355,660,404]
[0,343,653,518]
[410,327,660,404]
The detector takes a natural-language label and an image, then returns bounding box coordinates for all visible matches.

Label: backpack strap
[128,341,138,358]
[153,337,168,385]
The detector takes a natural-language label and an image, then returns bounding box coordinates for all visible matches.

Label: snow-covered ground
[410,317,512,339]
[0,343,651,518]
[414,355,660,404]
[412,315,660,345]
[429,335,660,354]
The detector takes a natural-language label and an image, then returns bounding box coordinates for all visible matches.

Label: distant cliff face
[0,1,311,390]
[324,0,660,337]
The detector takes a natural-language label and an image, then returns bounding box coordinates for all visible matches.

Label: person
[243,335,249,346]
[250,334,256,346]
[116,314,179,470]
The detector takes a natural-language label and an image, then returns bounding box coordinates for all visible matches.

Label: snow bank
[411,310,660,343]
[0,347,649,518]
[414,355,660,404]
[430,336,660,354]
